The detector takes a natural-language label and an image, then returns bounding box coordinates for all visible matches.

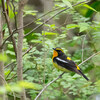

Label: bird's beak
[53,48,56,50]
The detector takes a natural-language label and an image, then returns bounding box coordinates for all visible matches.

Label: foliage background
[0,0,100,100]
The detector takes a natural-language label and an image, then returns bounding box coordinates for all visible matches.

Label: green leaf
[0,53,8,62]
[8,44,13,48]
[6,50,15,56]
[6,84,22,92]
[51,83,59,88]
[31,40,42,43]
[18,81,42,90]
[60,81,66,85]
[0,87,6,94]
[78,23,90,32]
[0,0,1,6]
[66,24,79,29]
[8,3,17,19]
[4,70,10,76]
[50,24,56,29]
[62,0,73,8]
[23,10,38,17]
[83,4,97,12]
[95,80,100,92]
[73,36,79,40]
[42,32,57,35]
[3,24,7,31]
[92,55,100,66]
[15,0,19,2]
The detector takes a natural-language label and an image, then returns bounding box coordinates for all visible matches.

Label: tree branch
[22,46,33,56]
[1,0,17,57]
[4,61,15,68]
[1,32,15,49]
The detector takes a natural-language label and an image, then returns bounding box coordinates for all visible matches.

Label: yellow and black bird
[52,47,89,81]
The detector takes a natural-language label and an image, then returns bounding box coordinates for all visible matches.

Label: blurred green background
[1,0,100,100]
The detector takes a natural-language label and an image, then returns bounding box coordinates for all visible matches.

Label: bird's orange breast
[52,50,58,58]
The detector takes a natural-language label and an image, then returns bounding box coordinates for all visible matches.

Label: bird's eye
[57,50,61,52]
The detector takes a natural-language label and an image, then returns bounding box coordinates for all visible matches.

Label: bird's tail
[78,70,89,81]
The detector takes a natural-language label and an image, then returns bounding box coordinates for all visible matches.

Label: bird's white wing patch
[56,57,68,63]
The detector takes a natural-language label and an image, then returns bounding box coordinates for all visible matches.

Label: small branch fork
[34,51,100,100]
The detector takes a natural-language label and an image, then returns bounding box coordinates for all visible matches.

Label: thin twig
[0,75,7,84]
[1,32,16,48]
[22,46,33,56]
[24,0,88,37]
[34,72,65,100]
[5,65,15,79]
[81,35,86,62]
[34,50,100,100]
[4,61,15,68]
[6,74,16,81]
[86,31,97,52]
[78,51,100,66]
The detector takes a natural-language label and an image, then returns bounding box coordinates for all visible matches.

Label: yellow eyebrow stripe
[76,65,80,70]
[67,57,71,60]
[56,48,64,52]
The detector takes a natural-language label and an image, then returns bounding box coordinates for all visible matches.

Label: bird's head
[53,47,64,57]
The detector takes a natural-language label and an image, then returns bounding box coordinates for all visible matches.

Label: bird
[52,47,89,81]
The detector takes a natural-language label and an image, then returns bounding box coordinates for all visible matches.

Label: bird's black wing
[53,55,78,73]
